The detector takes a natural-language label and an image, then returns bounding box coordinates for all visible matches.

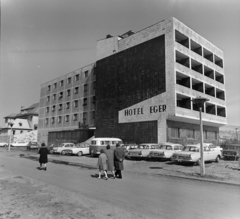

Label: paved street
[0,149,240,219]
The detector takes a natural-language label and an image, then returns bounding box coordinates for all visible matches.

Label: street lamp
[8,122,14,152]
[192,97,209,176]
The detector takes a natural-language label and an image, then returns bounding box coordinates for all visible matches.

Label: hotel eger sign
[119,94,167,123]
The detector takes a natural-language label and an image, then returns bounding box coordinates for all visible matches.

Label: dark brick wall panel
[96,35,165,142]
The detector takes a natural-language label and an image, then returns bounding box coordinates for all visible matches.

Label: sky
[1,0,240,128]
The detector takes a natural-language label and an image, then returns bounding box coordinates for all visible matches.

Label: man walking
[114,143,125,179]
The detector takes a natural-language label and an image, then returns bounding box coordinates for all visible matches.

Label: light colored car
[52,143,76,154]
[127,143,161,159]
[148,143,183,160]
[26,142,39,150]
[0,142,8,147]
[171,144,222,165]
[62,143,90,156]
[11,141,30,147]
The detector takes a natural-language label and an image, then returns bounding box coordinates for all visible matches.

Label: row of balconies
[176,93,226,117]
[175,30,223,68]
[176,71,225,100]
[176,50,224,84]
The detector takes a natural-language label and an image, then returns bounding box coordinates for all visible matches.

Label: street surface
[0,151,239,219]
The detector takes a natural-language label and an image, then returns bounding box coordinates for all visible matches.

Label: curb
[19,154,240,187]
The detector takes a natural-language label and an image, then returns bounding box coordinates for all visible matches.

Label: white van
[89,137,123,157]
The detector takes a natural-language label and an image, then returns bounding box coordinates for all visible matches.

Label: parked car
[52,143,76,154]
[27,142,39,150]
[0,142,8,147]
[62,143,90,156]
[148,143,183,160]
[127,143,161,159]
[171,144,222,165]
[221,143,240,160]
[11,141,30,147]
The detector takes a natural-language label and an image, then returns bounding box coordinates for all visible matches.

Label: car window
[160,145,167,150]
[100,141,105,145]
[166,145,172,150]
[91,141,96,145]
[174,146,178,150]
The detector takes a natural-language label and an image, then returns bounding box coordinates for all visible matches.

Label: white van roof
[91,137,122,141]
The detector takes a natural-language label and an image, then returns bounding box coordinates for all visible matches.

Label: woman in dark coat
[39,143,49,171]
[104,145,116,179]
[114,143,125,179]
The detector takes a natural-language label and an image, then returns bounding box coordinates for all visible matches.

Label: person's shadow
[91,174,99,178]
[37,167,42,170]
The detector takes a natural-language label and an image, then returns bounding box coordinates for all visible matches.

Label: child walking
[97,149,108,180]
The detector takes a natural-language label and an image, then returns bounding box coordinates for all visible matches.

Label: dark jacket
[114,147,125,170]
[39,146,49,164]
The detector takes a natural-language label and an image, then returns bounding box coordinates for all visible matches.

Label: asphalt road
[0,153,239,219]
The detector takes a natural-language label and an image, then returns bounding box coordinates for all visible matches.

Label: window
[83,98,87,106]
[19,122,22,126]
[84,84,88,92]
[92,111,95,119]
[75,74,79,81]
[60,80,64,87]
[51,117,55,124]
[58,104,62,111]
[74,87,79,94]
[67,77,71,84]
[74,100,78,108]
[65,115,69,122]
[45,118,49,124]
[204,131,207,139]
[84,71,88,78]
[83,112,87,123]
[52,105,56,112]
[47,96,50,102]
[67,89,71,96]
[92,96,96,104]
[187,129,195,139]
[59,92,63,99]
[54,83,57,89]
[171,128,180,138]
[58,116,62,123]
[73,114,78,121]
[93,81,96,90]
[66,102,70,109]
[53,94,56,100]
[47,85,51,91]
[46,107,49,113]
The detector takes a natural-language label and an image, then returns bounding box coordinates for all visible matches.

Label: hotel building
[38,17,227,145]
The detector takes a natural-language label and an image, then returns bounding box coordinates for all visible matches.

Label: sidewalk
[2,148,240,186]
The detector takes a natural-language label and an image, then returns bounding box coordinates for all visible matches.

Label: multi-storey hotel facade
[38,64,96,145]
[95,17,226,144]
[38,17,227,145]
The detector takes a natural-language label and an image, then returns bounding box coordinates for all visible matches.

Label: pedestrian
[97,149,108,180]
[114,143,125,179]
[104,145,116,179]
[38,143,48,171]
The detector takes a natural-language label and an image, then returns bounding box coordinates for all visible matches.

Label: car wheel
[196,158,201,166]
[61,150,66,155]
[215,155,220,163]
[77,151,83,156]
